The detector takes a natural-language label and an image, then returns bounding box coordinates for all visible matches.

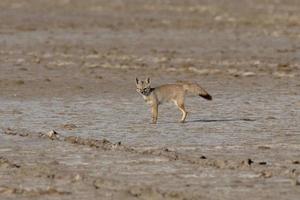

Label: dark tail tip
[200,93,212,100]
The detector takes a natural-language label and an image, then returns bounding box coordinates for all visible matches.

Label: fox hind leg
[174,100,188,123]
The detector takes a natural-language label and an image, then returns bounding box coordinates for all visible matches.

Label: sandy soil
[0,0,300,199]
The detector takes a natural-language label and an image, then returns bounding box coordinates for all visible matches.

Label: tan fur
[136,78,212,124]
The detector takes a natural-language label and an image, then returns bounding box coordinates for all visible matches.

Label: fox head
[136,77,151,96]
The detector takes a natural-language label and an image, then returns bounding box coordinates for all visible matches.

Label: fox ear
[135,77,139,84]
[145,77,151,84]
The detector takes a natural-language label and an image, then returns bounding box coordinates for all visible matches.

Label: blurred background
[0,0,299,98]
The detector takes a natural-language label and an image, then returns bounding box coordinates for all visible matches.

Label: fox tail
[177,80,212,100]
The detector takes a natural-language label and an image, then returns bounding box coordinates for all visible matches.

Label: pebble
[47,130,60,140]
[258,161,267,165]
[260,171,272,178]
[242,72,256,77]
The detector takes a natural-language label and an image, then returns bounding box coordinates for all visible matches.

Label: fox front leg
[151,104,158,124]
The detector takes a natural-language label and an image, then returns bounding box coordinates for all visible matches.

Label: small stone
[247,158,254,165]
[62,123,77,130]
[128,186,143,197]
[213,160,228,169]
[4,128,17,135]
[258,146,271,150]
[64,136,78,143]
[16,58,25,65]
[266,116,277,120]
[258,161,267,165]
[47,130,59,140]
[240,158,253,167]
[47,174,55,179]
[72,174,82,182]
[35,58,41,64]
[15,80,25,85]
[242,72,256,77]
[93,179,103,189]
[260,171,272,178]
[273,71,295,78]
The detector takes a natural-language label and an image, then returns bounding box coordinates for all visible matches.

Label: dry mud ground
[0,0,300,199]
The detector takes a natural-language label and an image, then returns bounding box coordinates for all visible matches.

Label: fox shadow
[187,118,256,123]
[160,118,256,124]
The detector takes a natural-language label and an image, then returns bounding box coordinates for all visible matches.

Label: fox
[136,77,212,124]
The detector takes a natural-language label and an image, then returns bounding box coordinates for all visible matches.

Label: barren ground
[0,0,300,199]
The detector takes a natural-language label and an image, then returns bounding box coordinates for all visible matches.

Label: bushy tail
[177,81,212,100]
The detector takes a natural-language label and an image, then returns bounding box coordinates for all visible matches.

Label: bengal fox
[136,77,212,124]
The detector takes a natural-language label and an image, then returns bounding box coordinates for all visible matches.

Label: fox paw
[151,120,157,124]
